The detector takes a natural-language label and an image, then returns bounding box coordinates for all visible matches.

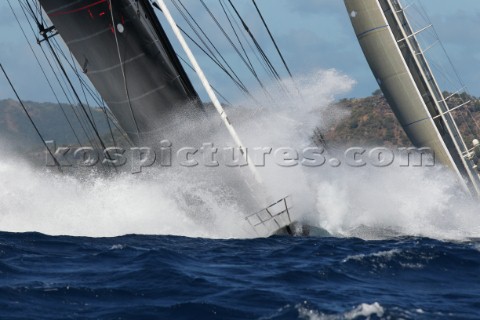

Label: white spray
[0,69,478,241]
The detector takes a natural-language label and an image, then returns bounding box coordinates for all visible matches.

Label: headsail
[37,0,201,145]
[344,0,480,197]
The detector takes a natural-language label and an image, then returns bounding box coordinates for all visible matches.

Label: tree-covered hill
[0,99,121,154]
[2,93,480,157]
[314,92,480,149]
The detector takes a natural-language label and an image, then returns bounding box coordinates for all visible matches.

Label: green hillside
[314,92,480,149]
[0,99,121,154]
[2,93,480,158]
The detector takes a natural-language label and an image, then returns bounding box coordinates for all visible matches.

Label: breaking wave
[310,163,480,241]
[0,68,479,240]
[297,302,385,320]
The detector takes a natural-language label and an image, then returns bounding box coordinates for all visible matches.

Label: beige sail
[344,0,480,197]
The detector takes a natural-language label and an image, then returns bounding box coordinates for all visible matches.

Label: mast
[386,0,480,196]
[154,0,263,185]
[344,0,480,197]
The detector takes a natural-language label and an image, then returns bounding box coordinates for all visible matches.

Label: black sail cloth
[38,0,201,145]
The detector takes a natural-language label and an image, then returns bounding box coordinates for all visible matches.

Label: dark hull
[39,0,201,144]
[273,222,332,237]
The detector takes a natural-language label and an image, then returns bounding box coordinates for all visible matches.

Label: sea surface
[0,232,479,320]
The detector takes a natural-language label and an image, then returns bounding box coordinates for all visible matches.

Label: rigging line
[199,0,271,97]
[20,1,102,150]
[18,1,97,150]
[172,2,262,103]
[198,0,259,80]
[50,38,106,107]
[43,38,111,153]
[36,0,42,22]
[227,0,281,81]
[19,2,82,114]
[156,0,264,184]
[101,103,118,147]
[67,65,120,148]
[108,0,141,143]
[30,1,133,153]
[87,96,133,147]
[48,49,125,146]
[82,89,122,148]
[181,29,255,100]
[251,0,293,80]
[171,0,250,95]
[227,0,289,96]
[176,54,232,105]
[152,3,255,100]
[90,97,127,148]
[104,107,136,146]
[170,0,223,70]
[68,55,97,129]
[450,105,478,142]
[177,27,259,103]
[24,0,42,23]
[45,37,103,152]
[173,0,240,79]
[18,0,36,21]
[218,0,255,74]
[221,0,277,83]
[416,1,480,133]
[0,63,62,171]
[428,56,464,92]
[50,27,121,162]
[437,49,480,135]
[61,50,123,147]
[9,0,84,148]
[426,58,480,138]
[66,47,119,148]
[251,0,303,99]
[37,51,97,148]
[39,41,97,146]
[65,47,101,136]
[252,35,290,96]
[34,2,112,152]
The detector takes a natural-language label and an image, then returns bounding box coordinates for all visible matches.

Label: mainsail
[6,0,301,236]
[344,0,480,197]
[37,0,201,145]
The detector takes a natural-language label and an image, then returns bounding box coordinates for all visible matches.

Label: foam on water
[0,68,479,240]
[0,158,249,238]
[342,249,402,263]
[310,164,480,241]
[297,302,385,320]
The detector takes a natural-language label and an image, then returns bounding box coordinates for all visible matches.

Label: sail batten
[344,0,480,196]
[388,0,480,196]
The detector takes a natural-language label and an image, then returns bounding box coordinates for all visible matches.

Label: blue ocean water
[0,232,479,319]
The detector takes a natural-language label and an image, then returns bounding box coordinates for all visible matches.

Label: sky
[0,0,480,103]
